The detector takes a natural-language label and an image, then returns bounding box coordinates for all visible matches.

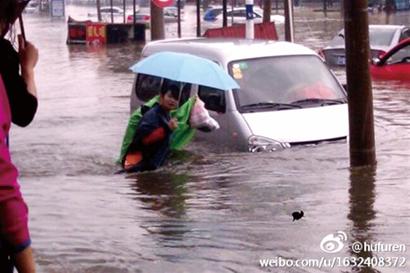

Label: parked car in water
[203,6,285,26]
[99,6,125,15]
[319,25,410,66]
[130,38,348,152]
[370,38,410,82]
[127,7,181,27]
[24,0,39,13]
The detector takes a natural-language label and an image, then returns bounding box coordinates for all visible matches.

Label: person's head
[159,85,179,111]
[0,0,18,37]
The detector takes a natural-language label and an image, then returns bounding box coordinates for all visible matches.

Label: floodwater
[7,4,410,273]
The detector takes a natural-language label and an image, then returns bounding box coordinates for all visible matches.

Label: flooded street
[8,4,410,273]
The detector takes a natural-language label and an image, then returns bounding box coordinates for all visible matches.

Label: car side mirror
[372,57,382,66]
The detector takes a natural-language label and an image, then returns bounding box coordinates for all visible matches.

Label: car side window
[198,86,226,113]
[386,44,410,64]
[135,74,162,101]
[400,28,410,41]
[237,10,247,17]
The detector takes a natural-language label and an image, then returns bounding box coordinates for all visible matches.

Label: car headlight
[248,135,290,152]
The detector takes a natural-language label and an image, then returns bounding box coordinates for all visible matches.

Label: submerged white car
[130,38,348,152]
[203,6,285,26]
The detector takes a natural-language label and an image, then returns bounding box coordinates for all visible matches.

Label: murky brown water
[7,3,410,273]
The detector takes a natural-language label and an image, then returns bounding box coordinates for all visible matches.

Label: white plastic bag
[189,97,220,131]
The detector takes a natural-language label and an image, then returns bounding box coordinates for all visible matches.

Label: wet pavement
[7,3,410,273]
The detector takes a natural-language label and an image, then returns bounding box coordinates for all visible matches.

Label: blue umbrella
[129,51,239,90]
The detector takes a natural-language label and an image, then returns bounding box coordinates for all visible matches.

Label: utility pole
[151,2,165,40]
[177,0,181,38]
[263,0,272,22]
[123,0,126,23]
[344,0,376,166]
[196,0,201,36]
[110,0,114,23]
[223,0,228,27]
[96,0,102,21]
[284,0,294,42]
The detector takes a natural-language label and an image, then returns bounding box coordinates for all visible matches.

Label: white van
[130,38,348,152]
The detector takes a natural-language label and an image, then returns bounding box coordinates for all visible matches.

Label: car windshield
[330,27,397,47]
[369,27,397,47]
[229,55,346,111]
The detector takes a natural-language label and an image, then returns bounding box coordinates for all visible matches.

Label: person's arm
[18,35,38,98]
[13,246,36,273]
[0,38,38,127]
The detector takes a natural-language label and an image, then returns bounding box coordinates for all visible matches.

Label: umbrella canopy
[1,0,30,38]
[130,51,240,90]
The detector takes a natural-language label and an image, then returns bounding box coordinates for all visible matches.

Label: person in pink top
[1,0,38,272]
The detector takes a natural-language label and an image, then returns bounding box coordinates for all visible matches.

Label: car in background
[24,0,39,13]
[370,38,410,82]
[99,6,125,15]
[127,7,181,27]
[319,25,410,66]
[203,6,285,26]
[130,38,348,152]
[87,6,137,23]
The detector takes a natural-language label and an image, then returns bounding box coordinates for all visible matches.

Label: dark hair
[160,84,180,100]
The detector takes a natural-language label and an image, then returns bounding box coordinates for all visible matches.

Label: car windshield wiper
[241,102,302,110]
[291,98,347,106]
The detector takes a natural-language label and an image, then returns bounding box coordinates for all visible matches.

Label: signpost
[50,0,65,17]
[245,0,254,39]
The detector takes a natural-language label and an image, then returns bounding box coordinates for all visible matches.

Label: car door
[374,42,410,81]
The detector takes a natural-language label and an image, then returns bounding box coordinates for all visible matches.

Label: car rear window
[369,28,397,47]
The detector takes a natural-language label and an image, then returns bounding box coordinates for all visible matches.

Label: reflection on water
[348,166,377,273]
[11,4,410,273]
[129,172,190,218]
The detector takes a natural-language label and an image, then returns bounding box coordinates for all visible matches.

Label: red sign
[67,23,87,44]
[86,23,107,45]
[152,0,174,8]
[203,22,278,40]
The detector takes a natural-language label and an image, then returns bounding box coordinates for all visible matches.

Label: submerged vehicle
[203,6,285,26]
[130,38,348,152]
[320,25,410,66]
[370,37,410,82]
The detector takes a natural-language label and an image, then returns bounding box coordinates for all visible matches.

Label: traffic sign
[152,0,174,8]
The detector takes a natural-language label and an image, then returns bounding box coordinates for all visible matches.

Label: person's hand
[18,35,39,72]
[168,118,178,130]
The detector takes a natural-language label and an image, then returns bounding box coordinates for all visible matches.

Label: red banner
[152,0,174,8]
[86,23,107,45]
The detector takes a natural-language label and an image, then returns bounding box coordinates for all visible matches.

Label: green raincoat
[117,96,196,165]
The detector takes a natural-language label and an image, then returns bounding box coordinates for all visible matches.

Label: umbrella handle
[18,15,26,42]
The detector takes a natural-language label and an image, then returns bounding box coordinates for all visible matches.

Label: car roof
[142,38,318,64]
[100,6,124,12]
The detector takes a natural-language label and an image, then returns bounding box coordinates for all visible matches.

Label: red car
[370,38,410,82]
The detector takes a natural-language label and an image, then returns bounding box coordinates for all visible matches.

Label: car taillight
[127,15,133,22]
[143,15,150,21]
